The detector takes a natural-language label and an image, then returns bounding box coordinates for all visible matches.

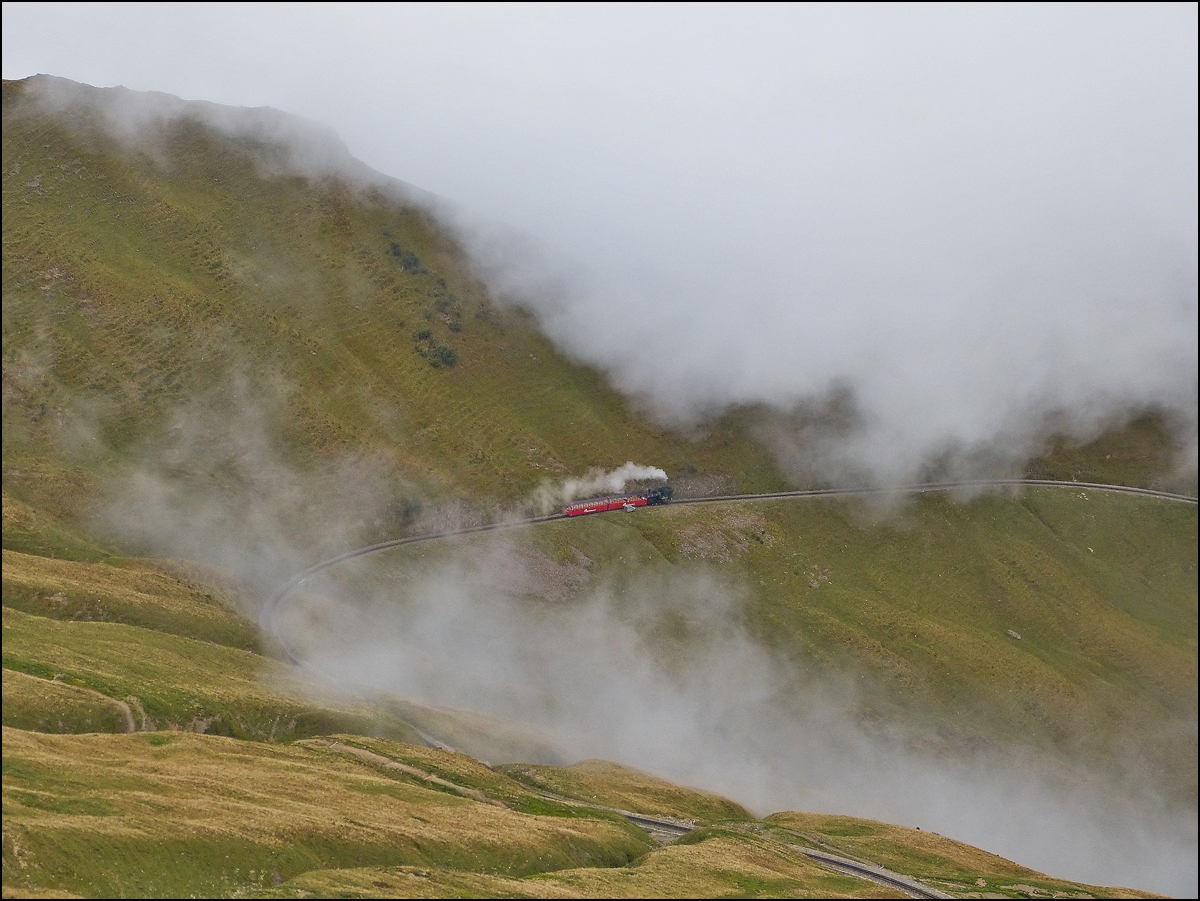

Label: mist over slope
[370,4,1199,488]
[2,74,784,530]
[3,76,1196,896]
[19,13,1198,493]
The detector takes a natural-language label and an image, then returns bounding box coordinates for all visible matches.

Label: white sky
[4,2,1197,478]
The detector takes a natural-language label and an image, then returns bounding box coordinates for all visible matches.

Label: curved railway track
[263,477,1196,642]
[260,477,1193,894]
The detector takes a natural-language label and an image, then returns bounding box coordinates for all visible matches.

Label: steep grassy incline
[3,75,1187,544]
[2,76,784,545]
[3,727,1146,899]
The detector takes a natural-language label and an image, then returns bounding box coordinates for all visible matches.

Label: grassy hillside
[2,75,785,542]
[2,74,1188,535]
[3,727,1150,899]
[2,76,1195,897]
[8,545,1130,897]
[3,551,1147,897]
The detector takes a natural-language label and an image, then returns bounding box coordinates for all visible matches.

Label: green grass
[1,490,113,564]
[1,548,262,652]
[1025,410,1197,495]
[5,77,1193,776]
[2,669,132,735]
[3,74,1190,534]
[324,736,549,805]
[407,488,1196,800]
[251,835,887,899]
[249,822,1150,900]
[1,76,1194,899]
[2,75,785,546]
[0,607,423,743]
[497,760,752,824]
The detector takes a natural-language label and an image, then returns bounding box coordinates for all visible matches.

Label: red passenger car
[563,485,673,516]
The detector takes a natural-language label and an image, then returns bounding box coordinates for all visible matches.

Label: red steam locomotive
[563,485,674,517]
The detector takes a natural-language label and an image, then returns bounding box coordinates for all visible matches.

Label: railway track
[260,476,1193,895]
[678,478,1199,507]
[580,807,951,898]
[263,476,1196,640]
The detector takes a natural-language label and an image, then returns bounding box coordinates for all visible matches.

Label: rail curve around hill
[262,476,1197,641]
[260,478,1193,893]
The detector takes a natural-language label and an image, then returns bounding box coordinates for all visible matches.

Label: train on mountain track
[563,485,673,517]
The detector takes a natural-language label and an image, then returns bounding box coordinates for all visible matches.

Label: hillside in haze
[3,76,1196,897]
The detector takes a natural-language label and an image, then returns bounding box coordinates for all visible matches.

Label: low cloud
[97,369,412,603]
[278,540,1197,896]
[434,5,1198,487]
[90,373,1195,896]
[19,13,1199,488]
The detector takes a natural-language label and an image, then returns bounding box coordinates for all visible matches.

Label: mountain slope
[2,76,1195,896]
[2,76,785,533]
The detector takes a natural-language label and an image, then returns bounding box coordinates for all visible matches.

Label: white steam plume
[534,462,668,513]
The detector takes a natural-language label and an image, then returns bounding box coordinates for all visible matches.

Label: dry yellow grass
[4,726,1156,899]
[314,736,540,804]
[0,492,108,564]
[515,834,896,899]
[1,728,651,898]
[0,606,423,742]
[498,759,751,823]
[2,669,132,735]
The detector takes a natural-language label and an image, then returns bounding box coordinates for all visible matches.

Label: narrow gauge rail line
[522,792,949,896]
[675,478,1198,507]
[262,512,567,649]
[260,478,1193,893]
[621,813,693,836]
[262,477,1196,647]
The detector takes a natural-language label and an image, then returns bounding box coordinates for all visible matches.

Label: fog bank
[278,541,1197,897]
[7,5,1196,484]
